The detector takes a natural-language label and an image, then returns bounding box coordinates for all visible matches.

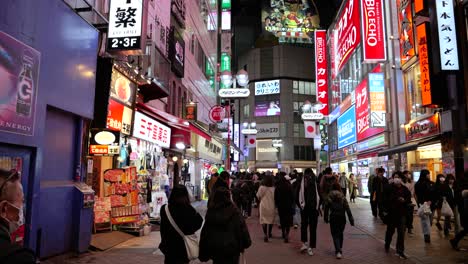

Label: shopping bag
[241,253,247,264]
[441,199,454,217]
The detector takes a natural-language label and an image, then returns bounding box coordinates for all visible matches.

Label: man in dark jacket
[295,168,320,256]
[368,170,377,217]
[372,167,388,221]
[383,172,411,259]
[450,171,468,251]
[0,169,35,264]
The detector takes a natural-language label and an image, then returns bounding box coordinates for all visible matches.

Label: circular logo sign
[306,125,315,133]
[209,105,225,123]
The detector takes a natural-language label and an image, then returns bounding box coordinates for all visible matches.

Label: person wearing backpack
[324,183,354,259]
[199,187,251,264]
[0,169,35,264]
[159,184,203,264]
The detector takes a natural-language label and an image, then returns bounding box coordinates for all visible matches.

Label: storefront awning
[378,136,441,157]
[136,103,189,130]
[189,123,211,141]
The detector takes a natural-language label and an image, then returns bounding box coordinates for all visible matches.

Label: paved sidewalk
[42,199,467,264]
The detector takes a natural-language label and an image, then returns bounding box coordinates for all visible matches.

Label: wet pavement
[42,199,467,264]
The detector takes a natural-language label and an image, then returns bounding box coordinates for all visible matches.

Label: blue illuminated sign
[337,105,357,149]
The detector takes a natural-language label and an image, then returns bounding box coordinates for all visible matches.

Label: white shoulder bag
[164,205,200,260]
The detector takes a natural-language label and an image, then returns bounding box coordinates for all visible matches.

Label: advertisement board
[368,73,386,127]
[256,139,278,161]
[107,0,145,53]
[397,0,415,66]
[185,103,197,121]
[315,30,329,115]
[355,79,369,141]
[416,23,433,106]
[221,11,231,30]
[332,0,361,76]
[255,100,281,117]
[405,114,440,141]
[360,0,386,62]
[89,129,121,156]
[261,0,319,44]
[169,27,185,78]
[110,68,136,107]
[337,105,357,149]
[133,112,171,148]
[107,99,133,135]
[255,80,280,95]
[0,31,40,136]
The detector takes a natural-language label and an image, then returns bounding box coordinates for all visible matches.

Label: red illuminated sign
[355,79,369,140]
[107,99,133,135]
[397,0,415,66]
[405,114,440,141]
[315,30,329,115]
[332,0,361,77]
[361,0,386,62]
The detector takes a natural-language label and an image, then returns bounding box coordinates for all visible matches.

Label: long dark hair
[208,187,233,209]
[417,169,431,184]
[263,174,274,187]
[168,184,191,206]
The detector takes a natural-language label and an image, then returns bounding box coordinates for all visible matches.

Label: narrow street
[42,199,467,264]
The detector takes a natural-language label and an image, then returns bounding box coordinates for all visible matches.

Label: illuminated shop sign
[221,11,231,30]
[107,0,145,53]
[133,112,171,148]
[256,123,280,138]
[435,0,459,70]
[405,114,440,141]
[416,23,434,106]
[255,100,281,117]
[360,0,386,62]
[368,73,386,127]
[107,99,133,135]
[255,80,280,95]
[337,105,357,149]
[332,0,361,76]
[315,30,329,115]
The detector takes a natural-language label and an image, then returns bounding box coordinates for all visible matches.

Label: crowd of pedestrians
[158,166,468,263]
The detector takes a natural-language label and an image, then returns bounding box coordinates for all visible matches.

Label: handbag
[441,198,454,217]
[164,205,200,260]
[241,253,247,264]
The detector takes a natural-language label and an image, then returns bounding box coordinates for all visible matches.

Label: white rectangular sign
[255,80,280,95]
[133,112,171,148]
[436,0,459,70]
[256,123,280,138]
[107,0,144,51]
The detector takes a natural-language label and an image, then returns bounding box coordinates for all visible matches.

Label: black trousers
[341,188,347,197]
[370,197,378,217]
[453,229,468,245]
[406,206,414,230]
[213,255,240,264]
[377,201,385,220]
[330,219,346,254]
[385,216,406,254]
[300,207,319,248]
[243,199,253,216]
[164,256,188,264]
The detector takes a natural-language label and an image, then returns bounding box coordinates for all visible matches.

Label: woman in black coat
[274,172,295,243]
[199,187,251,264]
[159,185,203,264]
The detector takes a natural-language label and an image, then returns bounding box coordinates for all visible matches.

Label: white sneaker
[336,252,342,259]
[300,243,308,252]
[307,248,314,256]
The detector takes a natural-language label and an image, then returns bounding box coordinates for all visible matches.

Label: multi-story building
[325,0,467,180]
[238,45,317,173]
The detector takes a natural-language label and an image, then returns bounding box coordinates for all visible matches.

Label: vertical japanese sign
[435,0,459,70]
[332,0,361,76]
[220,53,231,72]
[315,30,329,115]
[416,23,433,106]
[107,99,133,135]
[0,31,40,136]
[107,0,144,52]
[355,79,370,140]
[397,0,415,66]
[369,73,386,127]
[361,0,387,62]
[185,103,197,121]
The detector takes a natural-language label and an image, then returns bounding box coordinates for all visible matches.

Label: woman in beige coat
[257,174,276,242]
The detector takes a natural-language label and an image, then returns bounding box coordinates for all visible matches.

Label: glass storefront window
[404,64,427,120]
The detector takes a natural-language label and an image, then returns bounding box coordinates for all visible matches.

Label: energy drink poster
[0,31,40,136]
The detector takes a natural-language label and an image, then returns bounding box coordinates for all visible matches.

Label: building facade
[238,45,317,173]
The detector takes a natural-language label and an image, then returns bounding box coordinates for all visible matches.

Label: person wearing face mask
[0,169,35,263]
[383,171,411,260]
[432,174,448,232]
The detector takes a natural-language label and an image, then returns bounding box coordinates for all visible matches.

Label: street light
[242,121,257,134]
[302,100,324,174]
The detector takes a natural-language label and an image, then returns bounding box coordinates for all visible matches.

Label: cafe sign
[405,114,440,141]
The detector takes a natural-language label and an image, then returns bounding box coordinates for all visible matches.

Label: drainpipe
[75,118,85,182]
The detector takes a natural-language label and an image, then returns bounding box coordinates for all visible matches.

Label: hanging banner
[185,103,197,121]
[332,0,361,76]
[416,23,433,106]
[361,0,387,62]
[396,0,415,66]
[435,0,459,71]
[0,31,40,136]
[315,30,329,115]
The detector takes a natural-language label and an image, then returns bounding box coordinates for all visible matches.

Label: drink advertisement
[0,31,41,136]
[255,100,281,117]
[110,68,136,107]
